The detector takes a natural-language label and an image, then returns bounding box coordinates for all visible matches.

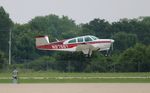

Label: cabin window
[68,38,76,43]
[77,37,83,42]
[84,36,92,42]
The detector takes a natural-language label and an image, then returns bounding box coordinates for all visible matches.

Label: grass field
[0,72,150,83]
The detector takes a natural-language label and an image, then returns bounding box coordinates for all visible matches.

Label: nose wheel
[105,50,109,56]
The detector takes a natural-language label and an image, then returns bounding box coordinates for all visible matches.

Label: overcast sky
[0,0,150,24]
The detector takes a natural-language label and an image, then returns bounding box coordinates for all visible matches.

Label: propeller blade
[111,43,113,51]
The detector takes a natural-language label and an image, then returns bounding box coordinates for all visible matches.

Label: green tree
[26,56,56,71]
[139,17,150,45]
[113,32,138,52]
[29,15,79,40]
[0,6,13,53]
[81,18,111,38]
[118,44,149,72]
[12,15,80,64]
[0,51,7,70]
[12,24,39,63]
[144,45,150,71]
[111,17,150,45]
[54,52,89,72]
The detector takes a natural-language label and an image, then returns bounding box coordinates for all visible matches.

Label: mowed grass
[0,72,150,83]
[1,72,150,77]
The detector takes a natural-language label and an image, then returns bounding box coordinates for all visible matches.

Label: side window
[68,38,76,43]
[77,37,83,42]
[84,36,92,42]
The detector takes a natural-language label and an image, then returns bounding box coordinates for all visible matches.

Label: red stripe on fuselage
[36,41,111,50]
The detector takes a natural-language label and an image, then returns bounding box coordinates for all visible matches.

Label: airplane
[35,35,114,57]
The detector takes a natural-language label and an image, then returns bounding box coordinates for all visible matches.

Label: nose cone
[110,39,114,43]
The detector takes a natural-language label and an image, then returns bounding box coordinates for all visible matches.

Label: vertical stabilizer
[35,36,49,46]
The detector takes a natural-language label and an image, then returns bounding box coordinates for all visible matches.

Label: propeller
[111,42,114,51]
[105,40,114,56]
[109,40,114,56]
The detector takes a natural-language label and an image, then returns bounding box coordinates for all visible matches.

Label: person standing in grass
[12,67,18,84]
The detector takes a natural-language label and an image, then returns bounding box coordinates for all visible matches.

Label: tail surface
[35,36,49,46]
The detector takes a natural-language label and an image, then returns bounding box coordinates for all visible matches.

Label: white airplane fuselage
[36,35,114,56]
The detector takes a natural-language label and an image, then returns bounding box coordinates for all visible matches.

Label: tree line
[0,6,150,72]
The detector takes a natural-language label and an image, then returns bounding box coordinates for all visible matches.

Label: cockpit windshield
[90,36,99,40]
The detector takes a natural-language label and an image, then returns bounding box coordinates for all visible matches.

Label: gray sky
[0,0,150,24]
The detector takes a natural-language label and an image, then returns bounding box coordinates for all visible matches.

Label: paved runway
[1,83,150,93]
[1,76,150,79]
